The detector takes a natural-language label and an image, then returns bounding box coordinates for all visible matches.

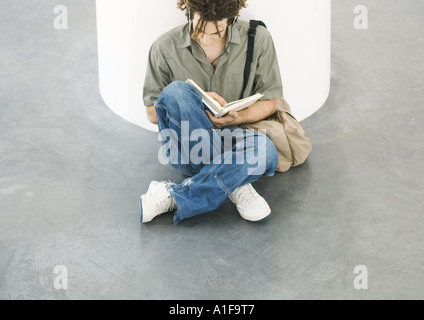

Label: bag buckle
[248,28,257,38]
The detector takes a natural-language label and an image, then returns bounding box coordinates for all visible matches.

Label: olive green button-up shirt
[143,20,283,106]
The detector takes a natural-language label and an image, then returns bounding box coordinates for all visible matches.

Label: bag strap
[242,20,267,97]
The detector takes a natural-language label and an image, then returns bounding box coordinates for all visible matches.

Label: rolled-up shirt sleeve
[252,28,284,101]
[143,42,172,106]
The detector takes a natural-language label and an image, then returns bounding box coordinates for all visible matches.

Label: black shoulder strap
[242,20,267,97]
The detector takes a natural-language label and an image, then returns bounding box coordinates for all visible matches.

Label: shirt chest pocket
[167,58,203,82]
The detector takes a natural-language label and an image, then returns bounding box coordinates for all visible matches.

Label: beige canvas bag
[241,98,312,172]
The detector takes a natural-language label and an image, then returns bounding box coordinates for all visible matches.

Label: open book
[185,79,264,118]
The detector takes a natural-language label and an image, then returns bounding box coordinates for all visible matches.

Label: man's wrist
[236,109,249,125]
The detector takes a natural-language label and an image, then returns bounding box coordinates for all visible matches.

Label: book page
[185,79,222,113]
[185,79,263,117]
[223,93,264,112]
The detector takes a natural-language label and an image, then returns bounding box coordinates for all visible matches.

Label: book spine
[203,103,219,118]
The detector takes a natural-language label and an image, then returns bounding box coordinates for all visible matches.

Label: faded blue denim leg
[155,81,217,176]
[155,81,278,224]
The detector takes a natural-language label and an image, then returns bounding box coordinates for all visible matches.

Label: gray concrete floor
[1,0,424,300]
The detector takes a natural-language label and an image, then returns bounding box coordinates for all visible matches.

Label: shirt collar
[177,22,241,48]
[177,23,192,48]
[228,23,241,45]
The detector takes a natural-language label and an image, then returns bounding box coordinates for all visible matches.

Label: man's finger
[205,110,216,122]
[206,92,227,106]
[216,97,227,107]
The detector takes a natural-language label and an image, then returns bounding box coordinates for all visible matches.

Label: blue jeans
[155,81,278,223]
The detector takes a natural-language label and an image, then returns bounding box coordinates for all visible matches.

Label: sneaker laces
[234,184,259,204]
[153,182,176,213]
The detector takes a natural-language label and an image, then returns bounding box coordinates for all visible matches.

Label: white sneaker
[229,183,271,222]
[139,181,176,223]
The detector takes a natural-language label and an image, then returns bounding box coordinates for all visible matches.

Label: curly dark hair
[177,0,248,38]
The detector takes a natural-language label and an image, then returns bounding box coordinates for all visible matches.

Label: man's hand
[205,110,241,128]
[204,93,277,129]
[206,92,227,107]
[146,105,158,124]
[205,92,241,128]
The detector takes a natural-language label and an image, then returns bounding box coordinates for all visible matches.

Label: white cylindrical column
[241,0,332,121]
[96,0,331,131]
